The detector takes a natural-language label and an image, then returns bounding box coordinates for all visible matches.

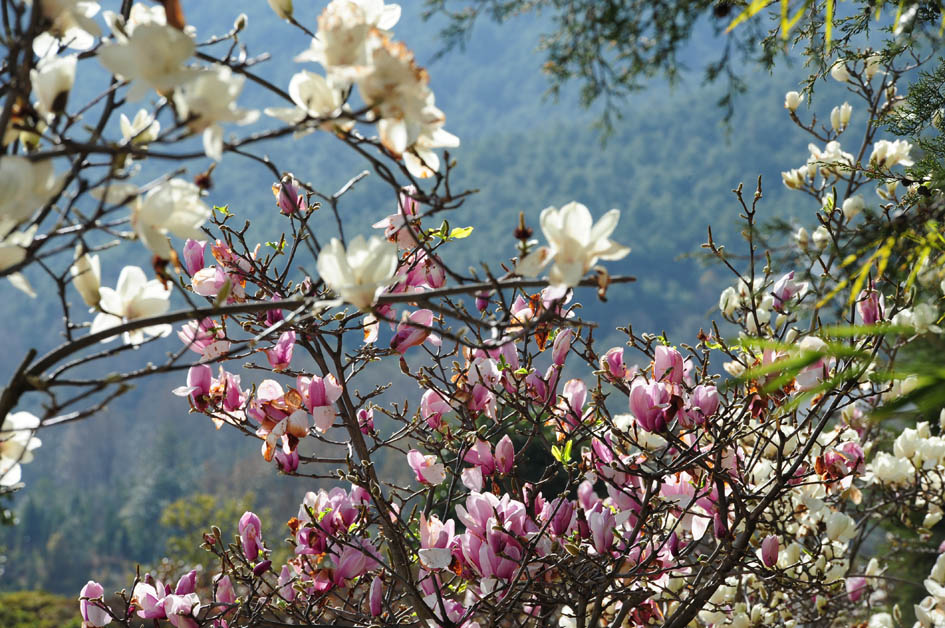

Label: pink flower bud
[357,408,374,434]
[265,331,295,371]
[653,346,684,384]
[214,574,236,604]
[182,239,206,276]
[761,534,779,567]
[79,580,112,627]
[175,570,197,595]
[274,449,299,473]
[252,560,271,576]
[239,511,262,561]
[475,291,491,312]
[600,347,627,380]
[494,435,514,475]
[369,575,383,617]
[856,289,884,326]
[273,175,305,215]
[552,329,573,366]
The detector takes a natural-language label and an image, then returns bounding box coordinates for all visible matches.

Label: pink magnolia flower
[463,439,495,476]
[172,365,213,411]
[556,378,589,431]
[495,435,514,475]
[461,466,483,491]
[178,318,230,360]
[770,271,809,312]
[357,408,374,434]
[373,185,420,249]
[265,330,295,371]
[761,534,779,567]
[653,346,684,385]
[846,576,867,602]
[214,574,236,605]
[163,592,200,628]
[239,511,263,561]
[369,575,383,616]
[600,347,627,381]
[191,265,227,297]
[274,449,299,473]
[551,328,573,366]
[79,580,112,627]
[408,450,446,485]
[682,384,719,427]
[856,289,885,326]
[390,309,441,353]
[132,579,168,619]
[628,381,671,432]
[182,239,206,275]
[272,174,305,215]
[587,506,615,554]
[298,374,343,432]
[420,389,451,429]
[175,570,197,595]
[278,564,296,602]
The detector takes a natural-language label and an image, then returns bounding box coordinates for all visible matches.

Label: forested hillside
[0,2,826,592]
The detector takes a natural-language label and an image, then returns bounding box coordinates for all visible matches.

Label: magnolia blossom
[830,102,852,133]
[70,246,102,308]
[784,90,803,112]
[0,225,39,296]
[869,139,914,168]
[390,309,441,353]
[316,235,398,310]
[131,179,211,259]
[28,0,101,51]
[295,0,402,80]
[0,412,42,487]
[517,202,631,288]
[98,23,199,101]
[408,449,446,485]
[30,53,77,117]
[264,70,352,134]
[811,225,831,251]
[120,109,161,146]
[91,265,171,344]
[842,195,865,221]
[79,580,112,627]
[830,60,851,83]
[268,0,293,19]
[239,511,263,561]
[173,66,259,160]
[0,157,62,226]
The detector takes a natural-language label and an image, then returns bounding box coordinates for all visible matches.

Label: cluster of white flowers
[279,0,458,179]
[915,552,945,627]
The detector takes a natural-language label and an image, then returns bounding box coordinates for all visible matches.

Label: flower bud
[234,13,248,31]
[70,246,101,308]
[267,0,293,19]
[784,91,803,112]
[794,227,809,251]
[830,60,850,83]
[841,195,864,221]
[812,225,831,251]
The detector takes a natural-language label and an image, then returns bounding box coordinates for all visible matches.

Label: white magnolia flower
[30,54,77,118]
[0,412,42,487]
[781,167,807,190]
[70,245,101,308]
[263,70,352,134]
[841,195,865,221]
[892,303,942,335]
[784,91,803,112]
[0,157,62,226]
[131,179,211,259]
[517,202,631,288]
[120,109,160,145]
[27,0,101,51]
[869,139,914,169]
[91,265,171,344]
[403,126,460,179]
[0,224,39,297]
[829,60,850,83]
[812,226,831,251]
[794,227,809,250]
[173,66,259,160]
[358,34,446,156]
[719,286,738,316]
[97,23,199,101]
[316,234,398,310]
[268,0,293,20]
[824,511,856,543]
[830,102,852,133]
[864,53,883,80]
[295,0,401,79]
[868,452,914,485]
[808,141,855,176]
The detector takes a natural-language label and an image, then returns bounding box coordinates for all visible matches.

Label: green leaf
[213,204,232,216]
[449,226,474,240]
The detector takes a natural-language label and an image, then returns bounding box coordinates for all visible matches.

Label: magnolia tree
[1,1,945,627]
